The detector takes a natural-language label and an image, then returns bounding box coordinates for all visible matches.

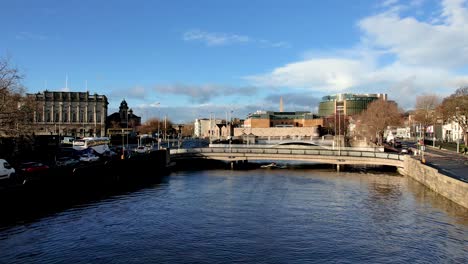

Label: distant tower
[119,99,129,122]
[280,96,284,112]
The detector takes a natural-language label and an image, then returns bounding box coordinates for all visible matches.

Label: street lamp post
[121,128,125,160]
[336,105,344,156]
[156,102,160,149]
[210,112,213,143]
[126,112,129,150]
[456,107,460,153]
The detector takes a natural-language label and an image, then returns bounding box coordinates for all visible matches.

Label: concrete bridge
[170,146,406,168]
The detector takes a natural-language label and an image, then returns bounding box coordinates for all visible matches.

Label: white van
[0,159,15,180]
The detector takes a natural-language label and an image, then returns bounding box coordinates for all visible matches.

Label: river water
[0,168,467,263]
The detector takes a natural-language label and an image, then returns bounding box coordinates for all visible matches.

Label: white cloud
[154,84,258,103]
[381,0,399,7]
[16,31,48,40]
[246,0,468,107]
[246,58,371,91]
[183,29,250,46]
[183,29,289,48]
[359,0,468,68]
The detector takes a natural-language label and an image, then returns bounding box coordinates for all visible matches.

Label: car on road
[55,157,80,167]
[134,146,151,154]
[18,161,50,185]
[79,154,100,163]
[19,162,49,174]
[0,159,15,181]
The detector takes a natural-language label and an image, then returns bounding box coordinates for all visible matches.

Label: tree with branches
[0,56,36,137]
[355,99,403,145]
[438,86,468,146]
[412,94,441,140]
[138,117,173,137]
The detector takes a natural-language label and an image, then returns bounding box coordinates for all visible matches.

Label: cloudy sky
[2,0,468,123]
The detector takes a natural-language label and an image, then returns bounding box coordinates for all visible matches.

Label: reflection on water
[406,178,468,226]
[0,169,466,263]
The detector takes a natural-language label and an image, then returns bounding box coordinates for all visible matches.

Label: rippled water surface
[0,169,467,263]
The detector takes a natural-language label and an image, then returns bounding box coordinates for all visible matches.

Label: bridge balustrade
[171,147,404,161]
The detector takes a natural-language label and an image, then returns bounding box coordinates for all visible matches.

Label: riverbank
[399,157,468,208]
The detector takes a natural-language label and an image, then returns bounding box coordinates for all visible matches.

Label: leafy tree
[438,86,468,146]
[355,99,403,145]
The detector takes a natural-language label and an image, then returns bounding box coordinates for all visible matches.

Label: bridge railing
[170,147,405,161]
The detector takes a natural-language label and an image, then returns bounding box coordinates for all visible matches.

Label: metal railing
[170,147,405,161]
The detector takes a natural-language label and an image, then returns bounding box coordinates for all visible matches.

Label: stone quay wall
[400,157,468,208]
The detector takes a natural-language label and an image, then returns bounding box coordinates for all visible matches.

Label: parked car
[134,146,151,154]
[19,162,49,174]
[394,141,402,148]
[0,159,15,181]
[18,162,50,185]
[79,154,99,162]
[55,157,80,167]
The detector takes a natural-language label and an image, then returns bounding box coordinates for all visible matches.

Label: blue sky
[2,0,468,123]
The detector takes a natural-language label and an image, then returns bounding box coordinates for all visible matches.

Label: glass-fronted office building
[318,93,387,117]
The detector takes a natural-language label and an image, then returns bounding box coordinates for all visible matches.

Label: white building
[442,119,465,142]
[194,118,225,138]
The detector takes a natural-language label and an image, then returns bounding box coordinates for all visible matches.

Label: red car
[19,162,49,173]
[18,162,50,185]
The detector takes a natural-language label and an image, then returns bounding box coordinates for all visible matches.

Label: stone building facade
[106,99,141,136]
[27,91,108,137]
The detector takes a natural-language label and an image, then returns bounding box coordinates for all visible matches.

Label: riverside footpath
[420,146,468,183]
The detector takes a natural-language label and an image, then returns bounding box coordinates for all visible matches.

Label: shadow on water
[0,175,170,229]
[173,158,402,173]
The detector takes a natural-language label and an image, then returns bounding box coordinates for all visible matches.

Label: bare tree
[138,118,173,136]
[439,86,468,146]
[0,56,23,94]
[355,99,403,145]
[413,94,441,139]
[0,57,35,137]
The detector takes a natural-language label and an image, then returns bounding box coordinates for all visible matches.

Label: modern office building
[27,91,108,137]
[318,93,387,117]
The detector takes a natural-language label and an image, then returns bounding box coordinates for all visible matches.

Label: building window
[72,113,77,122]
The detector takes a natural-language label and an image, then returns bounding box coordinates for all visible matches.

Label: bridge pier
[230,160,248,170]
[336,164,341,172]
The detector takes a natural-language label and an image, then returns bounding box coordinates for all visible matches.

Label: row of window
[37,112,102,123]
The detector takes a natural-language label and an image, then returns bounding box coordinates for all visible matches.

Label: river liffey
[0,168,467,263]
